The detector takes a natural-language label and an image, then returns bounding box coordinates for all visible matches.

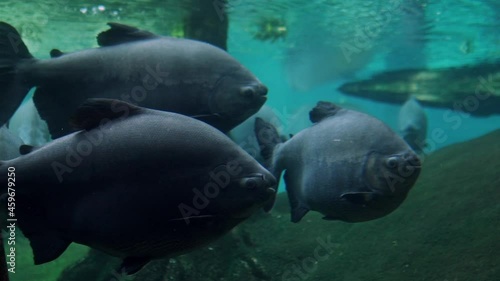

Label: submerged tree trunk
[184,0,229,50]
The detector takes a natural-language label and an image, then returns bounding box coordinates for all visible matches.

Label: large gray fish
[398,96,427,154]
[0,99,276,275]
[0,22,268,138]
[255,101,421,223]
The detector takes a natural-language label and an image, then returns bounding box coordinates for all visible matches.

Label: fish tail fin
[0,22,34,127]
[254,117,283,212]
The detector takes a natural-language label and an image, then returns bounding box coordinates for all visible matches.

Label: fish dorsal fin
[50,49,65,58]
[309,101,342,123]
[19,144,38,155]
[70,99,143,131]
[97,23,158,47]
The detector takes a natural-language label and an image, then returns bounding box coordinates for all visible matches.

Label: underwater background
[0,0,499,280]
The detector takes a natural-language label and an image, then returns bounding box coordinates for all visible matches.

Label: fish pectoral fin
[189,113,222,122]
[30,233,71,265]
[19,144,39,155]
[189,113,221,118]
[69,99,143,131]
[341,192,377,205]
[262,194,277,212]
[167,214,216,222]
[188,113,229,131]
[97,23,158,47]
[309,101,342,123]
[50,49,65,58]
[15,196,71,264]
[119,256,151,275]
[291,205,309,223]
[322,216,341,221]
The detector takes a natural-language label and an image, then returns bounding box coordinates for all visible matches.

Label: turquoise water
[2,0,499,149]
[1,1,499,280]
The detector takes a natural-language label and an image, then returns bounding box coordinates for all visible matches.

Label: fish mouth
[239,84,268,106]
[255,95,267,106]
[261,187,276,201]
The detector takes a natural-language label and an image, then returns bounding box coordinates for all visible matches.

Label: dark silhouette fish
[0,99,276,275]
[0,22,268,138]
[255,101,421,223]
[338,62,500,116]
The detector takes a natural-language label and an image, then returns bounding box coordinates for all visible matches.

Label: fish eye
[245,178,257,189]
[241,175,264,190]
[385,157,399,169]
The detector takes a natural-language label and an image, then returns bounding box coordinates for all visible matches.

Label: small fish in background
[8,97,51,146]
[398,96,428,154]
[255,101,421,223]
[0,124,23,160]
[0,22,268,138]
[0,99,276,275]
[229,105,285,163]
[337,62,500,116]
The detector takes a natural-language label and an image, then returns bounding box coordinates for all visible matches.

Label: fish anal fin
[69,99,143,131]
[262,194,277,212]
[284,171,309,223]
[120,256,151,275]
[97,23,158,47]
[309,101,342,123]
[30,233,71,265]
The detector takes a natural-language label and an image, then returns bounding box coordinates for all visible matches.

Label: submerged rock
[57,130,499,281]
[338,62,500,116]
